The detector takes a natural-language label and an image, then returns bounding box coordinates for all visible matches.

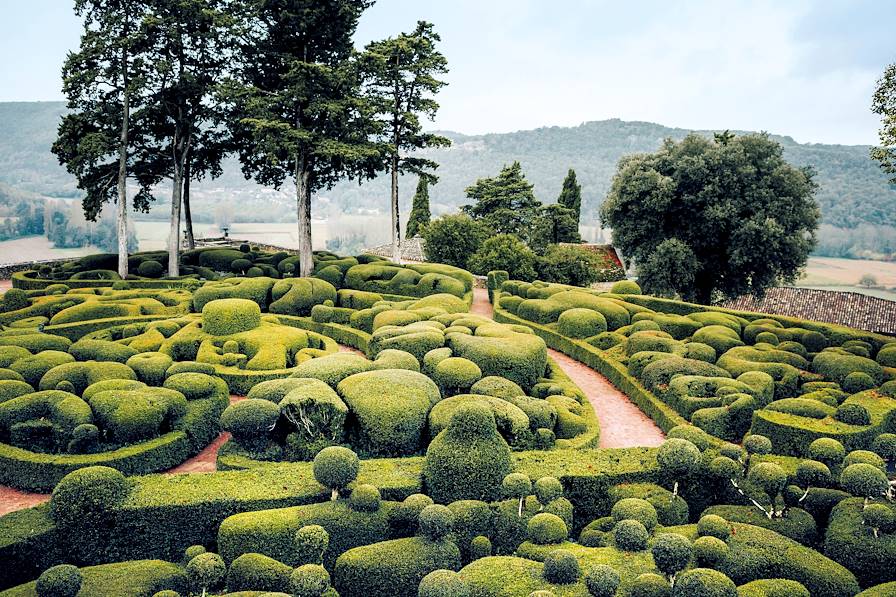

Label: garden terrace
[0,256,893,595]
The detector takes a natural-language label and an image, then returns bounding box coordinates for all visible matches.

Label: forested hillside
[1,101,894,233]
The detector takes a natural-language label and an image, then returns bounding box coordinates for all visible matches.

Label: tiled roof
[721,287,896,335]
[365,236,426,262]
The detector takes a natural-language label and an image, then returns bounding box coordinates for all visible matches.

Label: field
[0,235,97,264]
[798,256,896,300]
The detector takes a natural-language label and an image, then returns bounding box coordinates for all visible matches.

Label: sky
[1,0,893,145]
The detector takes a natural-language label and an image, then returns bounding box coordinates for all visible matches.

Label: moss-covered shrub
[672,568,736,597]
[613,519,649,551]
[527,512,568,545]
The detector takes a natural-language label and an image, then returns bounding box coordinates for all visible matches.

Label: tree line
[53,0,449,278]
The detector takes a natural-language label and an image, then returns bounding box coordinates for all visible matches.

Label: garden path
[470,288,665,449]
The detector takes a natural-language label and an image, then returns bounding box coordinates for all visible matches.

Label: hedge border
[11,270,196,291]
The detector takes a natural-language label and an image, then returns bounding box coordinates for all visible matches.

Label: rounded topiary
[651,533,692,580]
[186,552,226,595]
[391,493,435,534]
[201,298,261,336]
[843,450,886,470]
[709,456,740,480]
[842,372,876,393]
[151,591,181,597]
[872,433,896,463]
[610,280,641,294]
[470,535,492,560]
[755,331,779,345]
[611,498,659,532]
[231,258,253,274]
[184,544,207,562]
[748,462,788,508]
[693,535,729,567]
[137,260,164,278]
[220,399,279,450]
[794,459,832,490]
[864,503,895,537]
[51,466,130,527]
[671,568,737,597]
[809,437,846,469]
[55,379,76,393]
[697,514,730,540]
[629,573,671,597]
[313,446,359,500]
[295,524,329,566]
[36,564,82,597]
[584,564,620,597]
[246,266,264,277]
[744,434,772,455]
[290,564,331,597]
[527,512,568,545]
[419,504,454,540]
[349,484,381,512]
[423,403,512,504]
[534,476,564,504]
[434,357,483,392]
[503,473,532,516]
[657,438,700,495]
[542,549,580,584]
[834,403,871,426]
[557,308,608,339]
[67,423,100,453]
[613,519,648,551]
[840,463,889,501]
[418,569,470,597]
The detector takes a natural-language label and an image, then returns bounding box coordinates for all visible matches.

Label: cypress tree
[557,168,582,227]
[406,177,432,237]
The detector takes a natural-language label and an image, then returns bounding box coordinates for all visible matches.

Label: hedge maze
[0,251,894,596]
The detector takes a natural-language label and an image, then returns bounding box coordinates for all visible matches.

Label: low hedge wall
[41,314,175,341]
[274,314,370,354]
[11,270,195,291]
[493,292,690,435]
[0,559,187,597]
[0,393,228,492]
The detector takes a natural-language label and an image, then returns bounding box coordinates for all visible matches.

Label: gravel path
[471,288,664,448]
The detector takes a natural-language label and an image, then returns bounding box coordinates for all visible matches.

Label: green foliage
[602,133,818,302]
[35,564,82,597]
[50,465,130,528]
[423,403,512,503]
[462,162,544,247]
[871,62,896,184]
[671,568,737,597]
[527,513,568,545]
[226,552,292,594]
[221,399,280,450]
[422,214,489,270]
[557,308,607,339]
[538,244,622,286]
[313,446,360,498]
[613,519,649,551]
[295,524,330,566]
[542,549,580,584]
[418,569,470,597]
[349,484,382,512]
[468,234,538,280]
[186,552,226,595]
[585,564,620,597]
[406,178,433,238]
[419,504,454,540]
[291,564,332,597]
[693,536,728,568]
[839,463,889,499]
[697,514,731,540]
[651,533,692,579]
[611,498,658,532]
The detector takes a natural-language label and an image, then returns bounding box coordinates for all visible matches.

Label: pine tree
[52,0,156,277]
[462,162,543,246]
[223,0,380,277]
[405,177,432,237]
[362,21,450,262]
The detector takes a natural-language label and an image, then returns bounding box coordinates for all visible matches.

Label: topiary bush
[186,552,226,596]
[611,497,659,532]
[651,533,692,582]
[36,564,82,597]
[349,484,382,513]
[527,512,568,545]
[584,564,620,597]
[613,519,649,551]
[671,568,737,597]
[313,446,360,500]
[542,549,580,584]
[419,504,454,540]
[291,563,332,597]
[418,569,470,597]
[557,308,607,339]
[295,524,330,566]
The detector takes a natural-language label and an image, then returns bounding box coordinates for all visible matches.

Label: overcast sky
[1,0,893,145]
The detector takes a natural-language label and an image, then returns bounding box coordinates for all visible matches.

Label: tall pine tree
[224,0,379,276]
[53,0,156,277]
[557,168,582,227]
[405,177,432,237]
[362,21,450,263]
[462,161,543,246]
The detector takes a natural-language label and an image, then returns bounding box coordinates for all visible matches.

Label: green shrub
[539,244,619,286]
[468,234,537,281]
[270,277,338,317]
[226,552,292,593]
[469,376,524,400]
[420,504,454,540]
[295,524,329,566]
[51,465,130,527]
[812,351,884,386]
[652,532,692,580]
[834,403,870,425]
[290,353,374,387]
[201,298,261,335]
[337,369,440,456]
[313,446,359,500]
[527,512,568,545]
[433,357,482,393]
[842,449,885,470]
[291,563,332,597]
[809,438,846,470]
[127,352,173,387]
[333,536,461,597]
[470,535,493,561]
[693,536,728,568]
[557,308,607,339]
[428,394,531,447]
[542,549,580,584]
[424,403,512,504]
[736,579,810,597]
[611,280,642,294]
[221,399,279,450]
[137,260,164,278]
[186,552,226,595]
[672,568,736,597]
[697,514,731,540]
[349,484,382,512]
[613,519,648,551]
[630,573,671,597]
[447,329,547,390]
[584,564,620,597]
[418,569,470,597]
[612,497,659,532]
[840,463,889,500]
[36,564,82,597]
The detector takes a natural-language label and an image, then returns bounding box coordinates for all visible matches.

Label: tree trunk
[168,134,188,278]
[296,152,313,277]
[116,79,130,278]
[391,153,401,263]
[183,156,195,250]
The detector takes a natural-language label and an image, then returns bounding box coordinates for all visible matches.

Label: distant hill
[1,101,894,230]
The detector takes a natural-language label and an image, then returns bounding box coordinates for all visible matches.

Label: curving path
[471,288,665,449]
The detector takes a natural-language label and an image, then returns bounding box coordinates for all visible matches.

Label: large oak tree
[601,132,819,303]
